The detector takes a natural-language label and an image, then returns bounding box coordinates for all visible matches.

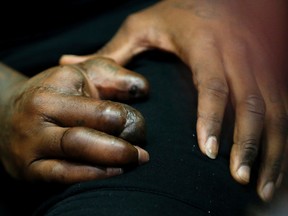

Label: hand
[0,57,149,183]
[60,0,288,201]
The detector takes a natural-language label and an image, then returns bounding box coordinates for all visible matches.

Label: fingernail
[205,136,218,159]
[236,165,250,183]
[261,182,275,202]
[276,173,283,188]
[134,146,150,165]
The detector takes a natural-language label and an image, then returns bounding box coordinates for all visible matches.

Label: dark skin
[60,0,288,202]
[0,57,149,183]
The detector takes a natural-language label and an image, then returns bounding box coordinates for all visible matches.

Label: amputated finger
[78,57,149,101]
[35,94,146,144]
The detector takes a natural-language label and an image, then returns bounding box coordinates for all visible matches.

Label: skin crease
[60,0,288,202]
[0,57,150,183]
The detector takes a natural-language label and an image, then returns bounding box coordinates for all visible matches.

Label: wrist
[0,63,28,123]
[0,63,28,102]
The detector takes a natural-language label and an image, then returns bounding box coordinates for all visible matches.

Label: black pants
[0,1,263,215]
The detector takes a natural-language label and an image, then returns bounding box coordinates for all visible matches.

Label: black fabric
[0,0,264,215]
[0,0,132,51]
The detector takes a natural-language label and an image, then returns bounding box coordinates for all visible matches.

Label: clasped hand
[0,57,149,183]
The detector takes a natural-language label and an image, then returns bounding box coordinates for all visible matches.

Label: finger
[249,51,288,201]
[37,126,149,168]
[257,105,287,202]
[224,42,265,185]
[38,95,146,144]
[281,93,288,185]
[280,137,288,187]
[28,159,124,183]
[256,87,287,201]
[276,87,288,188]
[60,14,151,66]
[78,57,149,100]
[50,61,149,101]
[190,42,229,159]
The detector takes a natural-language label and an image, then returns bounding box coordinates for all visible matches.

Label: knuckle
[123,12,161,48]
[239,138,259,164]
[84,57,115,69]
[199,78,229,100]
[98,101,125,119]
[60,128,74,154]
[22,87,48,113]
[194,27,217,45]
[229,38,250,55]
[197,111,222,125]
[122,12,151,38]
[60,127,87,155]
[264,158,283,180]
[269,111,288,135]
[53,65,80,78]
[243,94,266,118]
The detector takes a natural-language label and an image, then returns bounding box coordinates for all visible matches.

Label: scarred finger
[36,94,146,145]
[78,57,149,101]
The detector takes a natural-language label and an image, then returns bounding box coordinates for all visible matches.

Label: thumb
[60,22,150,66]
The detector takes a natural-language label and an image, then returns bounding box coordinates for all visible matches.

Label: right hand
[60,0,288,202]
[0,57,150,183]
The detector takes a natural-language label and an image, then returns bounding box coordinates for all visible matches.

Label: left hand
[0,57,149,183]
[59,0,288,202]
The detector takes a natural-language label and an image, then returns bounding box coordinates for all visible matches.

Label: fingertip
[134,146,150,165]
